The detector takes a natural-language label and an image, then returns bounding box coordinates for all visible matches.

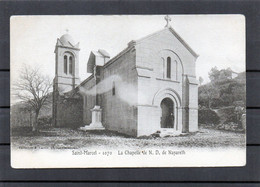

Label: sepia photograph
[10,15,246,168]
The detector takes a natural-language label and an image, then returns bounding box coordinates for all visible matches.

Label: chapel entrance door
[160,98,174,128]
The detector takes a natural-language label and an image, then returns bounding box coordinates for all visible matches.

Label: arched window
[167,57,171,78]
[112,81,115,95]
[64,55,67,74]
[69,56,73,75]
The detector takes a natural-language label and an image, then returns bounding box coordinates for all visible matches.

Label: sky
[11,15,245,99]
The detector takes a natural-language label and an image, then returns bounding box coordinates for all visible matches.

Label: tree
[209,67,233,82]
[219,68,232,80]
[199,83,219,109]
[12,65,52,132]
[208,66,220,82]
[199,76,204,85]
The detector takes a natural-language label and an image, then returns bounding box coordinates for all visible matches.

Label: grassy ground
[11,127,246,150]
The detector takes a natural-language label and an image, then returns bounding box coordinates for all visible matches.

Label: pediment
[135,27,199,59]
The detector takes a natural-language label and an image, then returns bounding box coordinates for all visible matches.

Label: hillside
[11,94,52,127]
[198,70,246,130]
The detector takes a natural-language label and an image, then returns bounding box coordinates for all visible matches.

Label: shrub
[38,116,52,128]
[199,109,220,126]
[224,112,237,124]
[11,126,33,136]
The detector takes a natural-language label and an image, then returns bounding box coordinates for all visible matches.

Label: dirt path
[11,127,246,150]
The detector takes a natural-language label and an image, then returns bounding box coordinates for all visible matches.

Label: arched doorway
[160,98,174,128]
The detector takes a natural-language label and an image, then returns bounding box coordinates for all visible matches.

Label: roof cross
[164,15,171,27]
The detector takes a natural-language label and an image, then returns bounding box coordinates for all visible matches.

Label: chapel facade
[53,19,199,137]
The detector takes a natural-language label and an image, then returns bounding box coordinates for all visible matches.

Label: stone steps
[158,129,187,137]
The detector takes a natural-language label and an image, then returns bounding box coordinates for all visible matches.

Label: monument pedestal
[80,105,105,131]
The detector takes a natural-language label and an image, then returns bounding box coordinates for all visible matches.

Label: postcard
[10,15,246,168]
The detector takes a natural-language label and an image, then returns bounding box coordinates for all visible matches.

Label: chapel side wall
[101,48,138,136]
[82,76,96,125]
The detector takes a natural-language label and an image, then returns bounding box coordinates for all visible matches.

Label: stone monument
[80,66,105,131]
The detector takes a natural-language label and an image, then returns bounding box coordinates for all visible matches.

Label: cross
[66,29,69,33]
[164,15,171,27]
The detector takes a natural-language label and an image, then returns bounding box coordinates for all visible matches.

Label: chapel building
[52,18,199,137]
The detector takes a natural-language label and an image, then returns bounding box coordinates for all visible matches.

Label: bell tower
[53,32,80,93]
[53,32,80,127]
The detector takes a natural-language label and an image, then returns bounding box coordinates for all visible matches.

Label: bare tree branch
[12,65,52,132]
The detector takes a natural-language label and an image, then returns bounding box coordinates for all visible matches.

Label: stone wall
[55,95,83,128]
[100,48,138,136]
